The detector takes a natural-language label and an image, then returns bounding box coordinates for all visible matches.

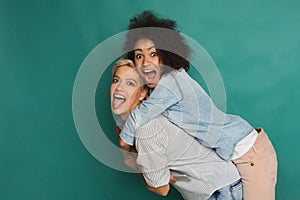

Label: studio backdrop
[1,1,300,199]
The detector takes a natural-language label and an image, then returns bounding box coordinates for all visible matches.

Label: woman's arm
[116,126,138,170]
[135,117,173,196]
[138,171,177,196]
[120,75,183,146]
[116,126,177,186]
[139,173,170,196]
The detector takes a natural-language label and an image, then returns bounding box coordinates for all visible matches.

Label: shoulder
[160,69,191,84]
[135,115,169,138]
[159,70,180,84]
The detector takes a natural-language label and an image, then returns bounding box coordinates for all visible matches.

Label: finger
[169,174,176,183]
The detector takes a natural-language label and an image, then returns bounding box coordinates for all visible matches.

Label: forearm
[116,126,138,170]
[139,173,170,196]
[134,119,173,196]
[118,136,138,164]
[120,83,182,145]
[118,137,132,151]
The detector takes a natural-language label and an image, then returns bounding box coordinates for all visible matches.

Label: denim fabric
[207,179,243,200]
[120,69,253,160]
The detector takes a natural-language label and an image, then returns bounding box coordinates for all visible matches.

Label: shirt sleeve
[119,73,183,145]
[135,119,170,188]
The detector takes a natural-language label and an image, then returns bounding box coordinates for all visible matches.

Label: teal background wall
[1,0,300,199]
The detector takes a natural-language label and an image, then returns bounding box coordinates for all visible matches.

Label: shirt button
[250,163,254,166]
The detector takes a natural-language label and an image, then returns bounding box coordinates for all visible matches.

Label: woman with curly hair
[118,10,277,200]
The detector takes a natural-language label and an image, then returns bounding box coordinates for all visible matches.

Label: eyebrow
[125,78,138,84]
[134,46,156,51]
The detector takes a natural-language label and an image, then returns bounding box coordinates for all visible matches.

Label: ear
[139,88,148,101]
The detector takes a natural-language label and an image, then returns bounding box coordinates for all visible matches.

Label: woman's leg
[232,128,278,200]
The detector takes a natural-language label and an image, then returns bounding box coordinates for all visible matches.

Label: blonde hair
[111,58,149,95]
[112,58,135,77]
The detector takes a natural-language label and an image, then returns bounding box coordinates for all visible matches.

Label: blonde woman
[110,59,242,200]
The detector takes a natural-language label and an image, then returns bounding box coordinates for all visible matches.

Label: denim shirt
[119,69,254,160]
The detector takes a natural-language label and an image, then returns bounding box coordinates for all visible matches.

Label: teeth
[114,94,125,100]
[144,69,154,73]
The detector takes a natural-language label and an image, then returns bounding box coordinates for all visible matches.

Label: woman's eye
[151,52,158,57]
[112,78,119,83]
[135,54,143,59]
[127,81,136,86]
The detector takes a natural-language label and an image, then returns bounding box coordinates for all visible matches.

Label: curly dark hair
[124,10,190,71]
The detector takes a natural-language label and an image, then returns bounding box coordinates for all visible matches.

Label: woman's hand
[122,143,138,170]
[169,174,176,184]
[116,127,139,170]
[115,126,122,135]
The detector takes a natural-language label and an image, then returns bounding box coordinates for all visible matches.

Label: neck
[120,113,129,122]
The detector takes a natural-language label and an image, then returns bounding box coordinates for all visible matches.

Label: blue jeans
[207,179,243,200]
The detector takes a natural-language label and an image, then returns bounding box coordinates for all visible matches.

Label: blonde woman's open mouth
[112,94,126,109]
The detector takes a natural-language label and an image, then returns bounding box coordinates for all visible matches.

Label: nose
[142,54,151,66]
[115,81,124,91]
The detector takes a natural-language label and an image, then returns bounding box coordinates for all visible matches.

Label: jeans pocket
[230,179,243,200]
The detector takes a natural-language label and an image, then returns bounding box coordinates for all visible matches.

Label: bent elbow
[118,138,127,147]
[118,138,131,150]
[149,184,170,197]
[160,188,169,197]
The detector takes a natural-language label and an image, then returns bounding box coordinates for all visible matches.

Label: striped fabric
[135,115,240,200]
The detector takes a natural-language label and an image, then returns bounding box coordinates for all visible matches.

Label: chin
[147,83,157,88]
[111,109,122,116]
